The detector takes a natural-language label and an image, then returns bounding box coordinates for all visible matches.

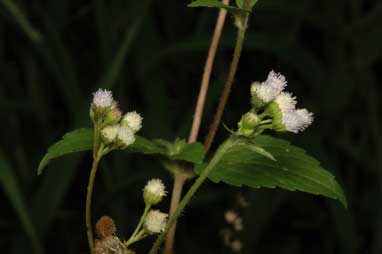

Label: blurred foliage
[0,0,381,254]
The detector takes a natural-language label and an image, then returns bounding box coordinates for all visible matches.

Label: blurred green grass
[0,0,381,253]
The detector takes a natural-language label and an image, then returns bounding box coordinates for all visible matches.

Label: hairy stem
[164,2,230,254]
[204,15,249,152]
[86,156,101,254]
[149,138,237,254]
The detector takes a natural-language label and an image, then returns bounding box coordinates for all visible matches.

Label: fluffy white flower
[274,92,297,111]
[121,111,143,132]
[101,125,119,143]
[116,126,135,146]
[281,109,313,133]
[93,89,114,108]
[144,210,168,234]
[266,70,287,90]
[296,108,314,130]
[144,179,166,205]
[250,71,287,103]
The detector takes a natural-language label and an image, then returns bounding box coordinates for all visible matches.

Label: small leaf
[188,0,250,13]
[195,135,347,207]
[37,128,93,175]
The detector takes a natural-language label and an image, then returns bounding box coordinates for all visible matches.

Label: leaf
[37,128,205,175]
[188,0,251,13]
[0,152,43,254]
[195,135,347,207]
[37,128,93,175]
[235,0,259,9]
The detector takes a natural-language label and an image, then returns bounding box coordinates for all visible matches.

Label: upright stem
[86,156,101,254]
[164,174,187,254]
[149,138,236,254]
[204,16,248,152]
[164,2,230,254]
[188,0,230,143]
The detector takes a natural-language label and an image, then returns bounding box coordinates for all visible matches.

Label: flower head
[274,92,296,111]
[116,126,135,147]
[101,125,119,144]
[277,108,314,133]
[144,179,166,205]
[93,89,114,109]
[121,111,143,132]
[144,210,168,234]
[251,71,287,106]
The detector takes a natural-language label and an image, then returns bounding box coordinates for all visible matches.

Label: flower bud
[103,102,122,125]
[143,179,166,205]
[121,111,143,133]
[237,112,259,137]
[144,210,168,234]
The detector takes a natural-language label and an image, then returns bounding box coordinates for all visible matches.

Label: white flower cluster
[143,178,167,205]
[248,70,313,133]
[144,210,168,234]
[92,89,142,147]
[251,70,287,103]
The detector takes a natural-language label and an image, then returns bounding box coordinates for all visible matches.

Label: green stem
[149,138,237,254]
[204,12,249,152]
[128,204,151,243]
[86,155,101,254]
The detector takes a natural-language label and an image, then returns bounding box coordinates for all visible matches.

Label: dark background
[0,0,381,253]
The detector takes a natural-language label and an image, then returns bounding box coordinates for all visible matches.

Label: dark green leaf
[195,135,347,207]
[37,128,93,175]
[188,0,250,13]
[0,152,43,254]
[37,128,205,175]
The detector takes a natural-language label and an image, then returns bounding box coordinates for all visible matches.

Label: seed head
[96,216,116,239]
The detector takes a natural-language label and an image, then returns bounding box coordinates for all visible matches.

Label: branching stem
[164,2,230,254]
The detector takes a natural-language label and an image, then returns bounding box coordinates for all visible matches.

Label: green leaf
[0,152,43,254]
[195,135,347,207]
[188,0,250,13]
[235,0,259,9]
[37,128,93,175]
[37,128,205,175]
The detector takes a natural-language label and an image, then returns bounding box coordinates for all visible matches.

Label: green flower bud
[237,112,259,137]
